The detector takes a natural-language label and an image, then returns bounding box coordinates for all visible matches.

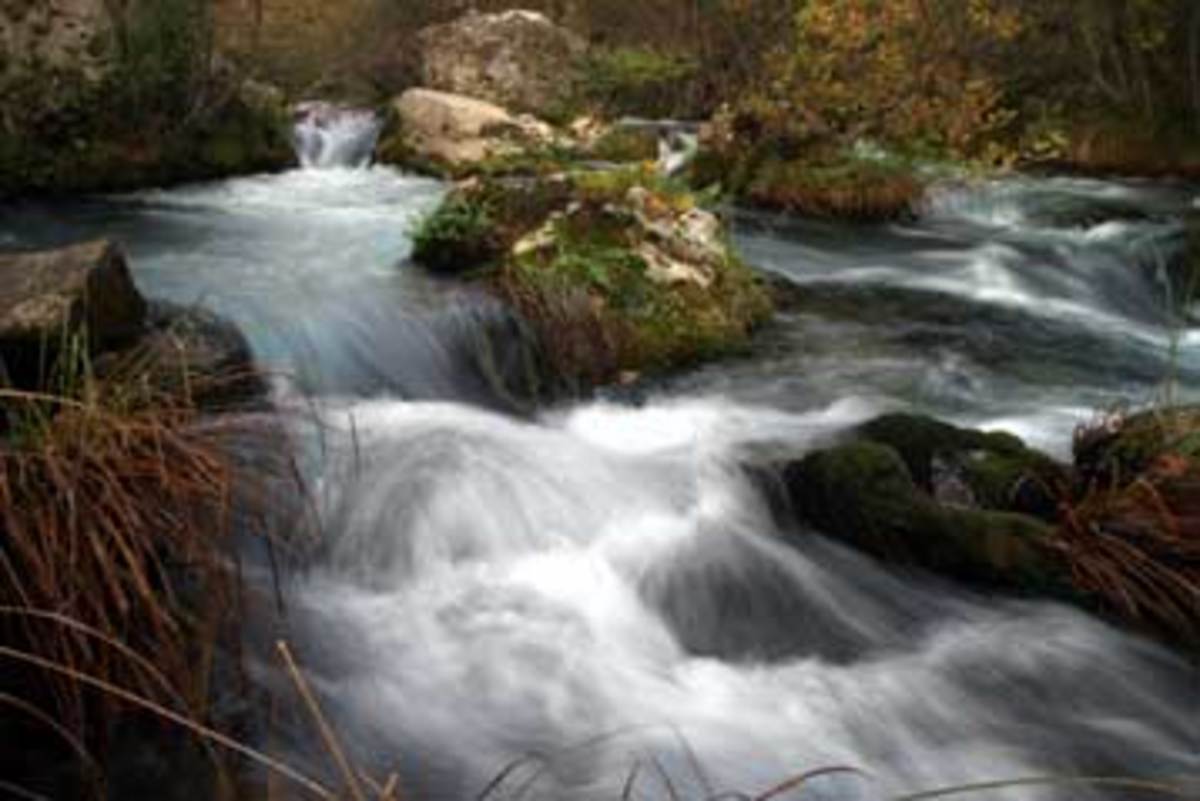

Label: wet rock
[94,302,266,412]
[0,240,263,411]
[0,239,146,388]
[857,413,1067,521]
[415,10,586,117]
[781,440,1065,592]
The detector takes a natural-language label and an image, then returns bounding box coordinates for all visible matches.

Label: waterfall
[292,102,383,169]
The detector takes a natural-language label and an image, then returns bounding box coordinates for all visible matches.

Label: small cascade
[292,102,383,169]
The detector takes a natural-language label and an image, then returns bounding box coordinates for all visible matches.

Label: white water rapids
[1,115,1196,800]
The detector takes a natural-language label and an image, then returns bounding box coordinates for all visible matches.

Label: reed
[0,341,295,758]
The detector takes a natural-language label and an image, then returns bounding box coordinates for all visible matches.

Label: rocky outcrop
[381,88,555,170]
[411,169,772,385]
[415,10,586,117]
[0,240,146,387]
[757,410,1200,646]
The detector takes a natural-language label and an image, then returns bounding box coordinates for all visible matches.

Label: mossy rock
[857,413,1067,520]
[411,175,575,273]
[411,168,773,386]
[783,440,1065,593]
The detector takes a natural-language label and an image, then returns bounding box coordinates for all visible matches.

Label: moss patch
[784,440,1064,592]
[742,156,924,221]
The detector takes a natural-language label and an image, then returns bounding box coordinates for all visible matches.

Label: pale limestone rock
[416,10,586,116]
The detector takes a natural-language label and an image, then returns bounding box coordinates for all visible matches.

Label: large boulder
[415,10,586,117]
[381,88,554,170]
[0,239,147,388]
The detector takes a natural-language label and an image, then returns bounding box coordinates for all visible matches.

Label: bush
[745,157,925,222]
[579,47,700,118]
[588,126,660,163]
[410,195,499,274]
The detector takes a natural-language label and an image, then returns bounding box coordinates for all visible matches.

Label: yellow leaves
[789,0,1030,159]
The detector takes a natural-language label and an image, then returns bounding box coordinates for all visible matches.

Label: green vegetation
[411,194,499,273]
[411,168,772,386]
[587,125,660,163]
[743,156,925,222]
[578,46,699,118]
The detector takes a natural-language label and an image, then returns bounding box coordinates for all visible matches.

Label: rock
[0,239,147,389]
[781,440,1065,592]
[94,302,266,412]
[385,88,554,169]
[0,0,114,86]
[415,10,586,117]
[857,413,1067,521]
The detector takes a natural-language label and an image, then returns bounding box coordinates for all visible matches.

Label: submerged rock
[0,239,146,388]
[415,10,586,117]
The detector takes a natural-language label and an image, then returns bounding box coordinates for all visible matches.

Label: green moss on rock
[784,440,1065,592]
[857,413,1067,520]
[411,167,773,386]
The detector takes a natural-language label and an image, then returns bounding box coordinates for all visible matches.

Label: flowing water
[1,122,1198,800]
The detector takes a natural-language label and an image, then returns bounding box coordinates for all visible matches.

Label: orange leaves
[790,0,1027,159]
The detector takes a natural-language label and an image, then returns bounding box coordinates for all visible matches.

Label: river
[1,134,1197,800]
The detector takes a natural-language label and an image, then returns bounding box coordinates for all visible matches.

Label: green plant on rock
[410,195,499,274]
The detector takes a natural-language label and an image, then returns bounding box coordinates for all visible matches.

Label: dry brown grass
[1055,412,1200,642]
[0,356,295,760]
[746,158,924,222]
[497,269,629,389]
[1055,466,1200,642]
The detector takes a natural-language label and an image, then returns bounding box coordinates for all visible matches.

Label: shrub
[410,195,499,274]
[588,126,660,163]
[746,157,925,222]
[579,46,700,118]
